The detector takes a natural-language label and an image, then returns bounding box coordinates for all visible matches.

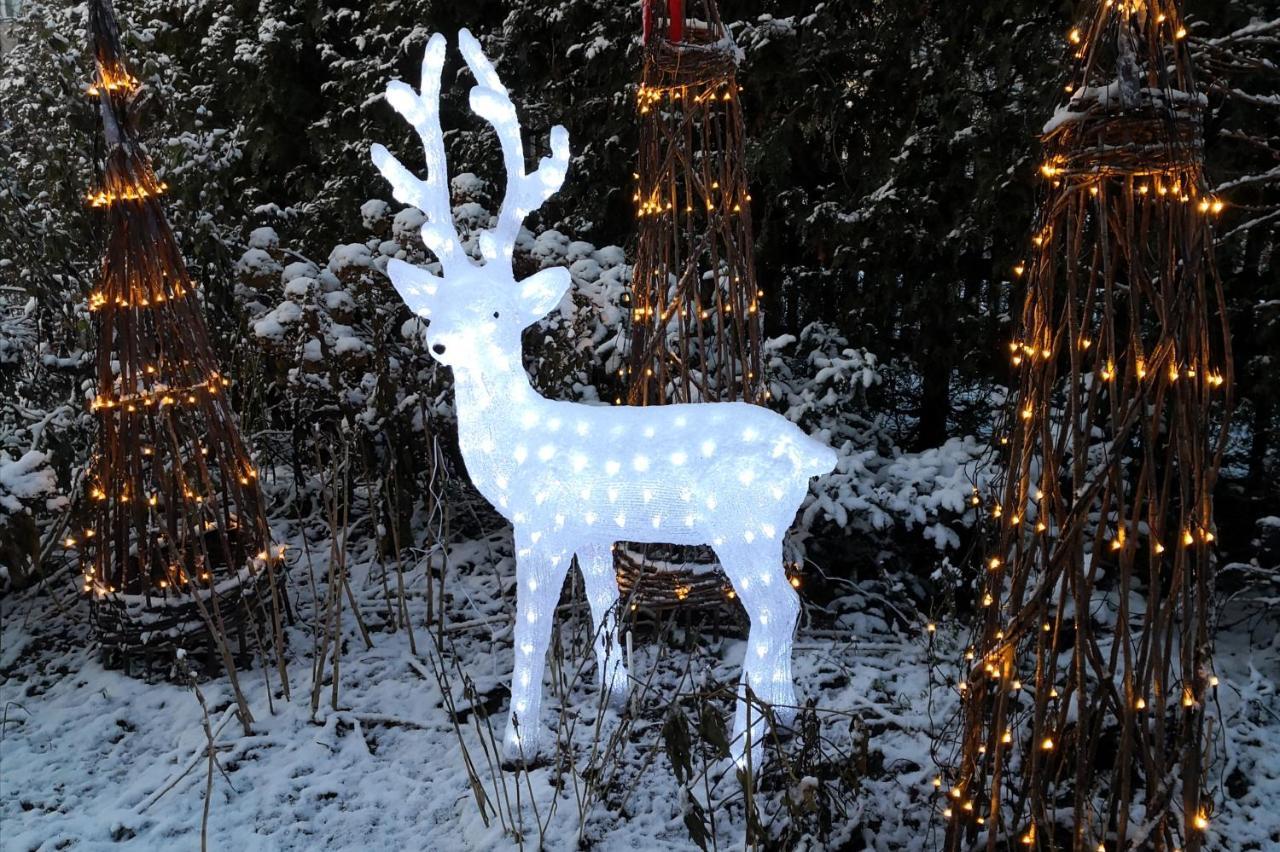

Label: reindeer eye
[492,311,500,319]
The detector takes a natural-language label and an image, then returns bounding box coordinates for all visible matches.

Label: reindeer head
[371,30,571,369]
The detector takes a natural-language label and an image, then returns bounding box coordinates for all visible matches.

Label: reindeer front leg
[503,529,570,765]
[714,535,801,771]
[576,543,630,709]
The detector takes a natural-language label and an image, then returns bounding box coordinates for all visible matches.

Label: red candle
[667,0,684,42]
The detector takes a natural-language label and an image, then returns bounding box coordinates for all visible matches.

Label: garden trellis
[620,0,769,610]
[79,0,287,680]
[627,0,762,408]
[941,1,1234,850]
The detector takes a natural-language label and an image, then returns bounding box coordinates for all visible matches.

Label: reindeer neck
[451,346,545,464]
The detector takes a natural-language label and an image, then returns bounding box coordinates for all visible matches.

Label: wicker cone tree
[618,0,772,610]
[940,3,1233,850]
[79,0,287,689]
[627,0,763,408]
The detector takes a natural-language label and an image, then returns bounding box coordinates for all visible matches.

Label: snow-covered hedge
[766,323,994,551]
[0,449,66,589]
[237,197,993,558]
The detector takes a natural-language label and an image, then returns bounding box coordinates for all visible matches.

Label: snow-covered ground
[3,513,1278,850]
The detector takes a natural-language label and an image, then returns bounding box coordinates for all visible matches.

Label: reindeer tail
[785,431,839,480]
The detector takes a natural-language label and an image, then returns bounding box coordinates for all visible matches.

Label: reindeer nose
[432,343,447,355]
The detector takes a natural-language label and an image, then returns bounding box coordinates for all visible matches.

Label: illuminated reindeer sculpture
[372,30,836,767]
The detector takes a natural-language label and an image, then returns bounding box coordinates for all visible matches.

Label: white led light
[373,30,836,770]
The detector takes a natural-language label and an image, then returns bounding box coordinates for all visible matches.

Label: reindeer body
[373,30,835,768]
[455,362,831,548]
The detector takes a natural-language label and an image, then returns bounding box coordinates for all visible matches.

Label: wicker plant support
[619,1,767,612]
[79,0,287,676]
[627,2,763,407]
[941,3,1233,850]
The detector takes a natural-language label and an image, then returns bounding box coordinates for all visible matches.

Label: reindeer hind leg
[576,543,629,709]
[713,534,800,770]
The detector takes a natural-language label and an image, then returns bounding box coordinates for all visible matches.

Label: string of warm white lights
[939,2,1232,849]
[79,0,285,670]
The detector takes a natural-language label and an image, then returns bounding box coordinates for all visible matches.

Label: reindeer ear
[386,258,440,317]
[518,267,572,319]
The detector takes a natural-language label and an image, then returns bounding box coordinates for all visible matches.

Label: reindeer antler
[457,29,570,265]
[371,30,570,274]
[371,33,466,275]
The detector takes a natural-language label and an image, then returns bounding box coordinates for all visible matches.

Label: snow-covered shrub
[236,192,630,535]
[0,450,66,589]
[767,323,995,555]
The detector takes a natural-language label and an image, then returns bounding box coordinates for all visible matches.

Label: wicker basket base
[614,543,734,611]
[91,562,286,679]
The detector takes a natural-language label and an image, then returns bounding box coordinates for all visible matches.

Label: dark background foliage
[1,0,1276,583]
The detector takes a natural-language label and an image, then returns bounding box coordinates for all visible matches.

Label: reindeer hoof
[501,728,542,769]
[501,745,545,771]
[771,701,799,730]
[729,740,768,778]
